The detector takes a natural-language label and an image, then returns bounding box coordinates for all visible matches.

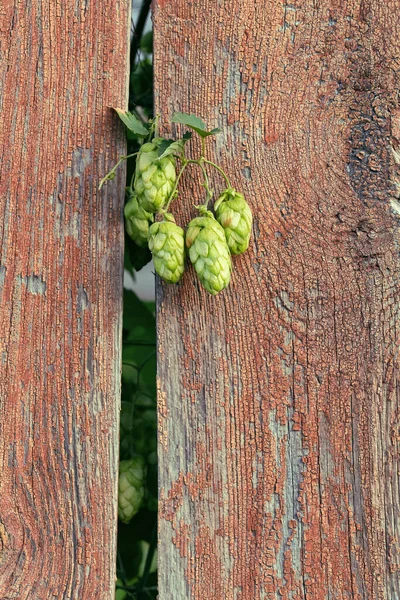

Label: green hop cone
[124,188,154,247]
[118,457,146,524]
[214,188,253,255]
[186,209,232,295]
[148,214,185,284]
[134,138,176,213]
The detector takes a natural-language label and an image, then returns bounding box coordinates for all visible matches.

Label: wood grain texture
[0,1,130,597]
[154,1,400,598]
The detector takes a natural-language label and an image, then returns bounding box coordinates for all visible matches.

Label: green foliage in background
[116,4,157,599]
[116,292,157,599]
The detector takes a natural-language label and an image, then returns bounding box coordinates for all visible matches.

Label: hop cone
[124,188,153,247]
[214,188,252,255]
[118,457,146,524]
[134,138,176,213]
[148,214,185,284]
[186,210,232,295]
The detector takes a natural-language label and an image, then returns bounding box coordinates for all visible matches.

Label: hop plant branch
[98,152,138,190]
[196,160,213,209]
[202,158,232,189]
[100,111,253,295]
[161,161,189,214]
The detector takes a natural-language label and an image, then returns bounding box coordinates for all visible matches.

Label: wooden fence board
[154,1,400,598]
[0,1,130,597]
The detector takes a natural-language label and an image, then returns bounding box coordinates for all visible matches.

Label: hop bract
[124,188,154,247]
[148,214,185,284]
[118,457,146,524]
[186,210,231,295]
[134,137,176,213]
[214,188,252,255]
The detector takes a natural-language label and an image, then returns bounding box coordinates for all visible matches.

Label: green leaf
[115,109,150,137]
[143,301,155,314]
[126,128,137,142]
[156,139,185,161]
[115,587,128,600]
[156,139,173,156]
[123,289,156,345]
[124,244,135,278]
[122,289,156,391]
[116,523,144,581]
[171,112,221,138]
[125,235,152,272]
[140,31,153,54]
[183,131,192,141]
[172,112,206,130]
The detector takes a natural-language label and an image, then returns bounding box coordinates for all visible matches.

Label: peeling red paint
[154,0,400,598]
[0,0,129,596]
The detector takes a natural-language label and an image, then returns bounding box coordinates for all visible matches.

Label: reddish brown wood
[0,1,130,597]
[154,1,400,598]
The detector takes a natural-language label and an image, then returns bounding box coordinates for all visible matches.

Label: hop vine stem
[162,162,189,213]
[98,152,138,190]
[197,160,213,209]
[201,136,206,157]
[161,153,231,215]
[129,169,135,190]
[148,114,160,141]
[202,158,232,189]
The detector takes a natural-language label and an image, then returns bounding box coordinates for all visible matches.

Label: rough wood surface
[154,1,400,598]
[0,1,130,597]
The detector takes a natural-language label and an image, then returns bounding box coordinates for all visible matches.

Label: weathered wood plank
[0,1,130,597]
[154,1,400,598]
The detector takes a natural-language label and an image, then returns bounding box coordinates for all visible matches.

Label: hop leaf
[114,109,150,137]
[171,112,221,138]
[148,214,185,284]
[214,188,252,255]
[186,210,231,295]
[134,138,176,213]
[118,457,146,524]
[124,188,154,247]
[156,139,186,161]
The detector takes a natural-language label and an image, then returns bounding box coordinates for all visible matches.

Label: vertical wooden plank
[0,0,130,597]
[154,1,400,598]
